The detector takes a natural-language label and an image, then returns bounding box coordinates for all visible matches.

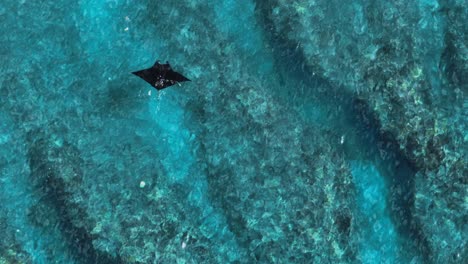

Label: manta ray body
[132,61,190,90]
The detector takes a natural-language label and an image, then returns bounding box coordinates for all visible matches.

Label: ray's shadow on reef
[254,3,431,261]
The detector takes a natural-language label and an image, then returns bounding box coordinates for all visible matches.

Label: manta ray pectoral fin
[131,70,143,77]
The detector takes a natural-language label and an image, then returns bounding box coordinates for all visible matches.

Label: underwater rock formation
[258,0,467,262]
[187,77,356,262]
[1,0,465,263]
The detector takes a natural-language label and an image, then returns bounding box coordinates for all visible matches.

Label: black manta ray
[132,60,190,90]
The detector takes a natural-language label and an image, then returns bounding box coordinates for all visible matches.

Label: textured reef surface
[0,0,466,263]
[258,0,467,262]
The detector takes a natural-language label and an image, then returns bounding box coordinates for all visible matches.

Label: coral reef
[258,0,467,262]
[188,77,356,262]
[0,0,465,263]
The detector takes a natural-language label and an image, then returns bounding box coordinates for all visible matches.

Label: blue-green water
[0,0,466,263]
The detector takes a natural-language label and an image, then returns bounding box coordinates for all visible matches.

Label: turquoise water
[1,0,466,263]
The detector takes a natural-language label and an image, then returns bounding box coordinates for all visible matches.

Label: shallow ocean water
[0,0,466,263]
